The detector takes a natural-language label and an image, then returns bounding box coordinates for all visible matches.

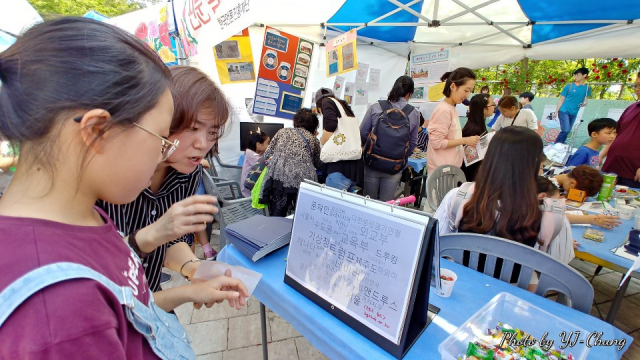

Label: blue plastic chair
[439,233,593,313]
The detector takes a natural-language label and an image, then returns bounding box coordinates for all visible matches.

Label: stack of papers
[225,215,293,262]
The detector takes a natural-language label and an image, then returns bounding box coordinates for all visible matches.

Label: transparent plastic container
[438,292,589,360]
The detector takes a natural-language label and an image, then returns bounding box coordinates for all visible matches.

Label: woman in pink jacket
[426,68,480,174]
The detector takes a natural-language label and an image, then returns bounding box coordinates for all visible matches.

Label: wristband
[180,259,201,281]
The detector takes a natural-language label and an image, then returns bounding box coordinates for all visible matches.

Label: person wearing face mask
[490,95,538,132]
[426,67,479,174]
[98,66,231,296]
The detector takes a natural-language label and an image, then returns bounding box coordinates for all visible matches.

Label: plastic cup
[435,268,457,298]
[617,205,634,220]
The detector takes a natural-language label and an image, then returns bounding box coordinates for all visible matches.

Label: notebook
[225,215,293,262]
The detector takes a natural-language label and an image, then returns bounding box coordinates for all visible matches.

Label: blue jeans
[326,172,357,193]
[556,111,577,144]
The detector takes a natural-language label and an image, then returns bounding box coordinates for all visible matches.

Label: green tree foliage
[28,0,149,18]
[475,58,640,101]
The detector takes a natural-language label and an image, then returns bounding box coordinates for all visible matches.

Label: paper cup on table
[615,198,626,208]
[617,205,634,220]
[435,268,457,298]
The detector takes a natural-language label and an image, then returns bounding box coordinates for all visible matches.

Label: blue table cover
[407,157,427,173]
[219,244,631,359]
[572,216,636,274]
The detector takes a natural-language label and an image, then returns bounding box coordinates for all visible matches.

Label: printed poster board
[326,30,358,77]
[285,182,439,358]
[252,27,314,120]
[410,50,450,84]
[214,29,255,84]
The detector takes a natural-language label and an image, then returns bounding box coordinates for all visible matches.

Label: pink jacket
[426,101,463,173]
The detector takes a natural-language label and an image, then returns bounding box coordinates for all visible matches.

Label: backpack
[362,101,414,175]
[448,182,572,263]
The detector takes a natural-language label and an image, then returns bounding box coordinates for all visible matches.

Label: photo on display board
[344,95,353,104]
[214,40,241,59]
[410,87,425,100]
[299,41,313,55]
[410,64,429,79]
[280,92,304,114]
[342,42,355,70]
[227,62,255,81]
[328,49,339,75]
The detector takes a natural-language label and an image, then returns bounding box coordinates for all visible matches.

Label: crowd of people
[0,16,639,358]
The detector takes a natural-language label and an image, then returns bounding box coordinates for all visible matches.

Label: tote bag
[320,98,362,163]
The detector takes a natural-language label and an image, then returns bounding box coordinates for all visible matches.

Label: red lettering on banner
[187,0,211,30]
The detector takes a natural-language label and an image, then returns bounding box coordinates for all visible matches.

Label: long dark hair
[388,75,414,102]
[0,17,171,176]
[459,127,543,246]
[462,93,490,137]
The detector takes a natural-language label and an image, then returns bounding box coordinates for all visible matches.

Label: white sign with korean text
[285,183,427,345]
[176,0,256,48]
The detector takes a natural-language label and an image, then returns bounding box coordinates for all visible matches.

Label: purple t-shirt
[0,209,158,359]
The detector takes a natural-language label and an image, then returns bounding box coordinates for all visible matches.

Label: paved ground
[162,227,640,359]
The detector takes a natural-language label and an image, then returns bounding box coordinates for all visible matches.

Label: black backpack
[362,101,414,175]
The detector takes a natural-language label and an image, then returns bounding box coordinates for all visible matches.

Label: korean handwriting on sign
[187,0,223,30]
[217,0,251,29]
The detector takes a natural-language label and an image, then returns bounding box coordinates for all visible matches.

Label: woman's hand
[589,214,622,230]
[149,195,218,245]
[573,240,580,251]
[189,269,249,310]
[464,136,480,147]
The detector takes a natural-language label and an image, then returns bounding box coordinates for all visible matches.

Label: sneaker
[160,272,172,285]
[205,249,218,261]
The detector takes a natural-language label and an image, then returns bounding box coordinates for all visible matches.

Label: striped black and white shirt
[98,165,202,292]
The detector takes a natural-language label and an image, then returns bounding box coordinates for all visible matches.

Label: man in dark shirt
[602,72,640,187]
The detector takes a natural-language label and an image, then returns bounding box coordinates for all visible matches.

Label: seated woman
[260,108,323,216]
[434,127,574,287]
[98,66,231,298]
[240,129,270,197]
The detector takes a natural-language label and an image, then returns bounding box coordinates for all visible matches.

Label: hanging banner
[108,4,178,65]
[173,0,255,59]
[253,26,314,120]
[325,29,358,77]
[214,29,255,84]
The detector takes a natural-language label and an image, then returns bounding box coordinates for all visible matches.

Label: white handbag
[320,98,362,163]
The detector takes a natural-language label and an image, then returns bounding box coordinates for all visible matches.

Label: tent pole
[386,0,432,23]
[433,0,439,20]
[450,0,527,46]
[462,24,528,45]
[355,0,422,31]
[440,0,499,24]
[533,20,638,46]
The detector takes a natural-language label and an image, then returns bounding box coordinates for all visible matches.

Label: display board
[285,182,439,358]
[253,27,314,120]
[325,29,358,77]
[214,29,255,84]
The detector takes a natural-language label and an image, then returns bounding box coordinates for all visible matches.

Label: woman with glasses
[98,65,232,298]
[602,72,640,188]
[0,18,246,358]
[460,93,495,181]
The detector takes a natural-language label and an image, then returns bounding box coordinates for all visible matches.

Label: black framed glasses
[73,115,179,161]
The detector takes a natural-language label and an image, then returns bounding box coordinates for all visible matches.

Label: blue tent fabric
[327,0,638,46]
[0,31,16,52]
[518,0,640,43]
[328,0,424,42]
